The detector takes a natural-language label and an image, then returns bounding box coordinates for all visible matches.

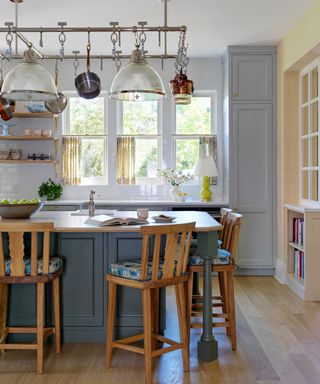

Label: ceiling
[0,0,316,58]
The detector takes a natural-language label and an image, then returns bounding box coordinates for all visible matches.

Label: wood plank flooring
[1,276,320,383]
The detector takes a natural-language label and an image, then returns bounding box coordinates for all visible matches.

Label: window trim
[116,99,163,184]
[299,60,320,203]
[172,91,217,175]
[62,91,108,185]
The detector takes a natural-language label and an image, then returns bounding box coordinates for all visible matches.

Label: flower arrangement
[157,168,193,186]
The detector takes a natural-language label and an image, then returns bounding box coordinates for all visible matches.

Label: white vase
[169,186,181,201]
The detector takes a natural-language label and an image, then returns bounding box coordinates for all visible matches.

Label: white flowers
[157,168,193,186]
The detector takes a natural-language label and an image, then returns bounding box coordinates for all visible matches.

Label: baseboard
[234,267,275,276]
[274,259,287,284]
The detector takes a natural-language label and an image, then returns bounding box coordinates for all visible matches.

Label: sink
[71,209,118,216]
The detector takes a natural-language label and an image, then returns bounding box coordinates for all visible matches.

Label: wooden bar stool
[187,212,242,350]
[0,221,63,374]
[105,222,195,384]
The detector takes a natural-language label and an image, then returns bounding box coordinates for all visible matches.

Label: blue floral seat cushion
[5,257,63,275]
[188,248,231,266]
[108,259,171,281]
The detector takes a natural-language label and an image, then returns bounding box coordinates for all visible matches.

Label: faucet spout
[83,190,96,217]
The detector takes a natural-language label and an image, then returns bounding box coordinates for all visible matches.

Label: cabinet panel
[55,232,104,327]
[237,212,272,267]
[232,54,273,101]
[232,104,273,210]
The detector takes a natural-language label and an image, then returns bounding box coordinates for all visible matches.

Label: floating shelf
[0,136,56,141]
[0,160,57,164]
[13,112,58,118]
[288,241,304,252]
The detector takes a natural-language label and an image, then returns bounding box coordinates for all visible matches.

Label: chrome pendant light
[1,49,58,101]
[109,47,165,102]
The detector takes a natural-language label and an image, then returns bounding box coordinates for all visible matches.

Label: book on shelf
[85,214,148,227]
[292,218,304,246]
[294,249,304,279]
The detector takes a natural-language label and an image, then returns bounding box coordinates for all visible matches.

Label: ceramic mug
[33,129,41,136]
[24,129,32,136]
[137,208,149,219]
[41,129,52,137]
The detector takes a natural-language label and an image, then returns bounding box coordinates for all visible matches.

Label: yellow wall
[277,0,320,270]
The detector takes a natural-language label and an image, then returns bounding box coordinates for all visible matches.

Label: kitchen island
[0,210,222,361]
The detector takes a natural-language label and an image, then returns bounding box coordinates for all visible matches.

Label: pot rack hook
[109,22,118,60]
[72,50,80,77]
[87,28,91,49]
[4,22,14,61]
[100,55,103,71]
[54,58,59,87]
[115,50,122,73]
[39,27,43,47]
[58,21,67,61]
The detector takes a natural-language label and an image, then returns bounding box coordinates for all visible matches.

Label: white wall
[0,57,225,202]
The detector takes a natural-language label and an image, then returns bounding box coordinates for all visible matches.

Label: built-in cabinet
[285,204,320,300]
[224,46,277,273]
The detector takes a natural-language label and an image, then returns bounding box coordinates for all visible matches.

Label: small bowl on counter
[0,202,43,219]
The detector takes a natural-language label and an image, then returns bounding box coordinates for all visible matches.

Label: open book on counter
[85,214,148,226]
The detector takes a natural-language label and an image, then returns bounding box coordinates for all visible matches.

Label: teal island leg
[196,231,218,362]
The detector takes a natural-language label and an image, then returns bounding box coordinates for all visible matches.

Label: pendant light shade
[109,48,165,102]
[1,49,58,101]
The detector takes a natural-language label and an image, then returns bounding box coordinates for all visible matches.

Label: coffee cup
[33,129,41,136]
[137,208,149,219]
[24,129,32,136]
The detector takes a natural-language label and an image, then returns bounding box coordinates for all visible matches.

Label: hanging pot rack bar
[2,53,176,60]
[0,25,186,33]
[1,26,186,60]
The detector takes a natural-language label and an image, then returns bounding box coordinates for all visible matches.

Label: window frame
[299,60,320,203]
[116,100,163,185]
[172,90,218,178]
[62,91,108,185]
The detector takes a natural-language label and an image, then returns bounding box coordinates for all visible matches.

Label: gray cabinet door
[231,54,273,101]
[230,103,274,269]
[55,233,104,328]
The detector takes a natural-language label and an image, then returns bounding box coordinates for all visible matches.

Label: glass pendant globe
[1,49,57,101]
[109,49,165,102]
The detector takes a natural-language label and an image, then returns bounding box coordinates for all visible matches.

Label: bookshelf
[285,204,320,300]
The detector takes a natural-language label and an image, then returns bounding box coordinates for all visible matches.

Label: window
[300,62,319,202]
[117,100,161,184]
[62,92,107,185]
[174,92,217,174]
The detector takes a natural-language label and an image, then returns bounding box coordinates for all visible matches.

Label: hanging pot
[45,60,68,114]
[0,61,14,121]
[75,44,101,99]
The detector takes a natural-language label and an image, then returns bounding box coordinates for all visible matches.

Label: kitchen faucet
[83,190,96,217]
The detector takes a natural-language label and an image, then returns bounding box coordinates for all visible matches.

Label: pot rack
[1,0,186,61]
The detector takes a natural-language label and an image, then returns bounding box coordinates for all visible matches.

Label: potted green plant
[38,178,63,201]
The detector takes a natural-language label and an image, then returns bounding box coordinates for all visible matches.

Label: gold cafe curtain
[117,136,136,184]
[62,136,82,185]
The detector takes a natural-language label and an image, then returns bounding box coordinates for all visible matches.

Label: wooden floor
[1,276,320,383]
